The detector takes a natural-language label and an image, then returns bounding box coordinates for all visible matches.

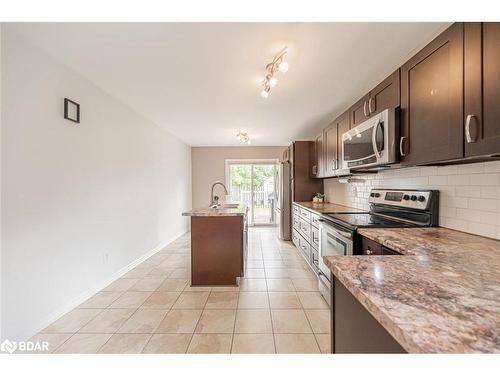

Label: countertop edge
[293,201,362,214]
[357,229,414,255]
[182,205,247,217]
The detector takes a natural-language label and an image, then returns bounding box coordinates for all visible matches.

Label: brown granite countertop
[323,227,500,353]
[294,201,365,214]
[182,204,247,217]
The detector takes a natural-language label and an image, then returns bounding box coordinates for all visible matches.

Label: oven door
[318,219,354,305]
[318,220,353,279]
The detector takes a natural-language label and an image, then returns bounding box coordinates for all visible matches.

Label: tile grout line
[263,232,278,354]
[185,288,210,353]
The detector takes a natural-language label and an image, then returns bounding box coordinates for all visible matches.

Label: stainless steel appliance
[341,108,399,171]
[278,160,291,240]
[318,188,439,304]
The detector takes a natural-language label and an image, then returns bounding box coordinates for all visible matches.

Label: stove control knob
[403,194,410,200]
[410,195,417,201]
[374,193,381,198]
[370,193,375,197]
[418,196,426,202]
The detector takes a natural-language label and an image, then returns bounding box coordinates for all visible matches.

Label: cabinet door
[400,23,464,165]
[464,22,500,157]
[349,94,370,128]
[358,236,383,255]
[368,69,400,116]
[312,133,325,178]
[324,122,338,177]
[381,247,401,255]
[336,111,350,165]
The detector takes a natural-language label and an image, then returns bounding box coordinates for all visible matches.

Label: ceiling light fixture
[236,131,251,145]
[260,46,288,98]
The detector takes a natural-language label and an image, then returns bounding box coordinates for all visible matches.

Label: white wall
[1,30,192,340]
[191,146,284,208]
[0,23,3,340]
[324,161,500,240]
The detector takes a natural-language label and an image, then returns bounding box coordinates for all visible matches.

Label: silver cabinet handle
[399,137,407,157]
[363,101,368,117]
[368,97,375,114]
[465,114,477,143]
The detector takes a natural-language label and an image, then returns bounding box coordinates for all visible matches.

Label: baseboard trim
[24,230,188,341]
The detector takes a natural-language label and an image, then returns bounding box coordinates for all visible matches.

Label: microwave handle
[371,120,382,159]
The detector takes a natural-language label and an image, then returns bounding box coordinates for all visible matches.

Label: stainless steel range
[318,188,439,305]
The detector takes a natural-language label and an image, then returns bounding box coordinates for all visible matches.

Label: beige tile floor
[32,227,331,354]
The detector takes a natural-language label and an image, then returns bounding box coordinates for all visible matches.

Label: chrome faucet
[210,181,229,208]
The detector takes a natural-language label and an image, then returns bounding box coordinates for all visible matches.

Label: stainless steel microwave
[341,108,398,170]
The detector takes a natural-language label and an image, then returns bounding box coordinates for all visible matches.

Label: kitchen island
[323,227,500,353]
[182,205,247,286]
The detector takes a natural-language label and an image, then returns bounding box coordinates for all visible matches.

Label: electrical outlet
[103,252,109,264]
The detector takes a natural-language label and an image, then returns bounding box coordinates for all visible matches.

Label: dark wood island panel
[190,216,244,286]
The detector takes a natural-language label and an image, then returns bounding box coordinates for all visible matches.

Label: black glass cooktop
[323,213,413,230]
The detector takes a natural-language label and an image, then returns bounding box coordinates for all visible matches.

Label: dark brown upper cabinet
[311,132,325,178]
[336,111,350,166]
[324,121,338,178]
[349,70,400,129]
[464,22,500,158]
[400,23,464,165]
[349,94,370,128]
[368,70,400,118]
[323,110,349,177]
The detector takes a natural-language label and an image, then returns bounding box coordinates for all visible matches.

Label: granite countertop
[182,204,247,217]
[294,201,365,214]
[323,227,500,353]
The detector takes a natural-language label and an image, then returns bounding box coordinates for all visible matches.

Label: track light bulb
[278,61,289,73]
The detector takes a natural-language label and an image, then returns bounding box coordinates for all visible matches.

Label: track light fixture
[260,46,288,98]
[236,131,251,145]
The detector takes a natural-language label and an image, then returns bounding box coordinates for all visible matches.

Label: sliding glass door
[227,160,278,226]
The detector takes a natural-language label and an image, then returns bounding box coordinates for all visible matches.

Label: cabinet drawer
[292,213,300,230]
[311,226,319,249]
[292,204,299,216]
[311,213,321,228]
[298,235,311,261]
[310,248,319,273]
[298,208,311,222]
[298,218,311,240]
[292,229,300,248]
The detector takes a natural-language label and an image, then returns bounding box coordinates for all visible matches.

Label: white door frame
[225,159,279,226]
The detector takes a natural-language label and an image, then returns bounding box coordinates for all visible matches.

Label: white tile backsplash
[323,160,500,240]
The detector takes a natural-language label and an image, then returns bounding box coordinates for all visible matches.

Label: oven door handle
[319,220,352,240]
[318,270,330,286]
[371,120,382,159]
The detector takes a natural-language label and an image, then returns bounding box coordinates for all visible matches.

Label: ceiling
[7,22,450,146]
